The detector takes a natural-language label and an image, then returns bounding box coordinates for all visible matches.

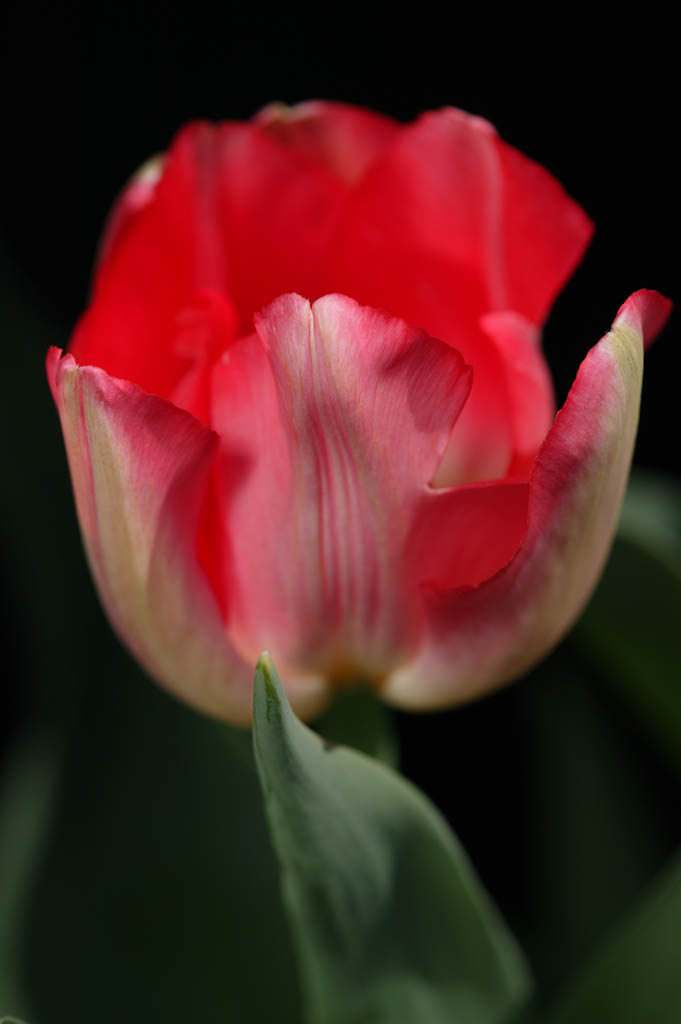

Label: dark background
[0,8,678,1021]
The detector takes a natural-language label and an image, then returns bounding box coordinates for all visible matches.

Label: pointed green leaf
[253,654,531,1024]
[542,846,681,1023]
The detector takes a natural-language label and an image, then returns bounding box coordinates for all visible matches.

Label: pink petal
[220,294,472,680]
[384,290,672,709]
[47,347,330,723]
[255,100,399,185]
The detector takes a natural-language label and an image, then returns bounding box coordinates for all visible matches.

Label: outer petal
[334,107,593,323]
[70,120,346,405]
[384,290,672,709]
[255,100,399,185]
[47,347,330,723]
[330,108,592,483]
[222,294,472,680]
[210,122,346,335]
[70,124,234,400]
[95,154,165,267]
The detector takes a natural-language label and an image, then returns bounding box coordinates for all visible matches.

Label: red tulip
[48,102,671,722]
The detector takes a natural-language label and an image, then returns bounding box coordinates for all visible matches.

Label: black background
[0,7,678,1016]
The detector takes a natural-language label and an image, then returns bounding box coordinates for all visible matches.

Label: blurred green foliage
[575,473,681,780]
[541,846,681,1023]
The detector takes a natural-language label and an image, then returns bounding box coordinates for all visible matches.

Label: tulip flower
[48,102,671,723]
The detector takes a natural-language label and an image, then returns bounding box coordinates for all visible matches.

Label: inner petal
[407,480,530,592]
[481,311,555,479]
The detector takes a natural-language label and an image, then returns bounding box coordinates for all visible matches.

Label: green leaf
[541,846,681,1023]
[253,654,531,1024]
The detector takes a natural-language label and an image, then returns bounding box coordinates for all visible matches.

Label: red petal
[210,121,346,335]
[255,100,399,185]
[494,133,594,324]
[407,479,530,591]
[329,108,591,483]
[333,107,592,323]
[71,124,233,399]
[69,119,347,406]
[96,154,164,267]
[480,311,555,479]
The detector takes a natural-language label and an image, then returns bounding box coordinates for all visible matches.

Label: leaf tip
[254,651,283,724]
